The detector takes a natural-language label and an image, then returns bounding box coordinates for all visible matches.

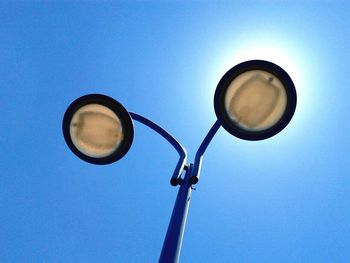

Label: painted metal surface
[129,112,187,186]
[159,164,193,263]
[130,112,222,262]
[191,120,221,184]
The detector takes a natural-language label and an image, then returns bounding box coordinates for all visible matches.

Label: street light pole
[128,113,221,262]
[159,164,193,263]
[126,113,221,263]
[128,112,193,262]
[159,120,221,263]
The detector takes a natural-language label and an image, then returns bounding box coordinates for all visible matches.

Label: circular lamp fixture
[62,94,134,164]
[214,60,297,141]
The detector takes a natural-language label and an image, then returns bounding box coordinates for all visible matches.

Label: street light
[214,60,297,141]
[62,94,134,164]
[62,60,296,263]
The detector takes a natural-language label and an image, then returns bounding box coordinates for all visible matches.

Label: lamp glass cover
[69,104,124,158]
[224,70,287,131]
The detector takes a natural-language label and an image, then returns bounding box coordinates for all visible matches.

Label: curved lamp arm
[129,112,187,186]
[190,120,221,184]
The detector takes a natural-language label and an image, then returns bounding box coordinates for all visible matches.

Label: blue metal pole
[158,120,221,262]
[128,113,221,262]
[191,120,221,184]
[129,112,187,186]
[159,164,193,263]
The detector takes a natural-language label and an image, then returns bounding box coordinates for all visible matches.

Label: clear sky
[1,1,350,262]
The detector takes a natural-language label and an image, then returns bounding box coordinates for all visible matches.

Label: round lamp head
[214,60,297,140]
[63,94,134,164]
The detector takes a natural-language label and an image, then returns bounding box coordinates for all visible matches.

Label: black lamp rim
[62,94,134,165]
[214,60,297,141]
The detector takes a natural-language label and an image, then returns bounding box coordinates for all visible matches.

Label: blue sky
[1,1,350,262]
